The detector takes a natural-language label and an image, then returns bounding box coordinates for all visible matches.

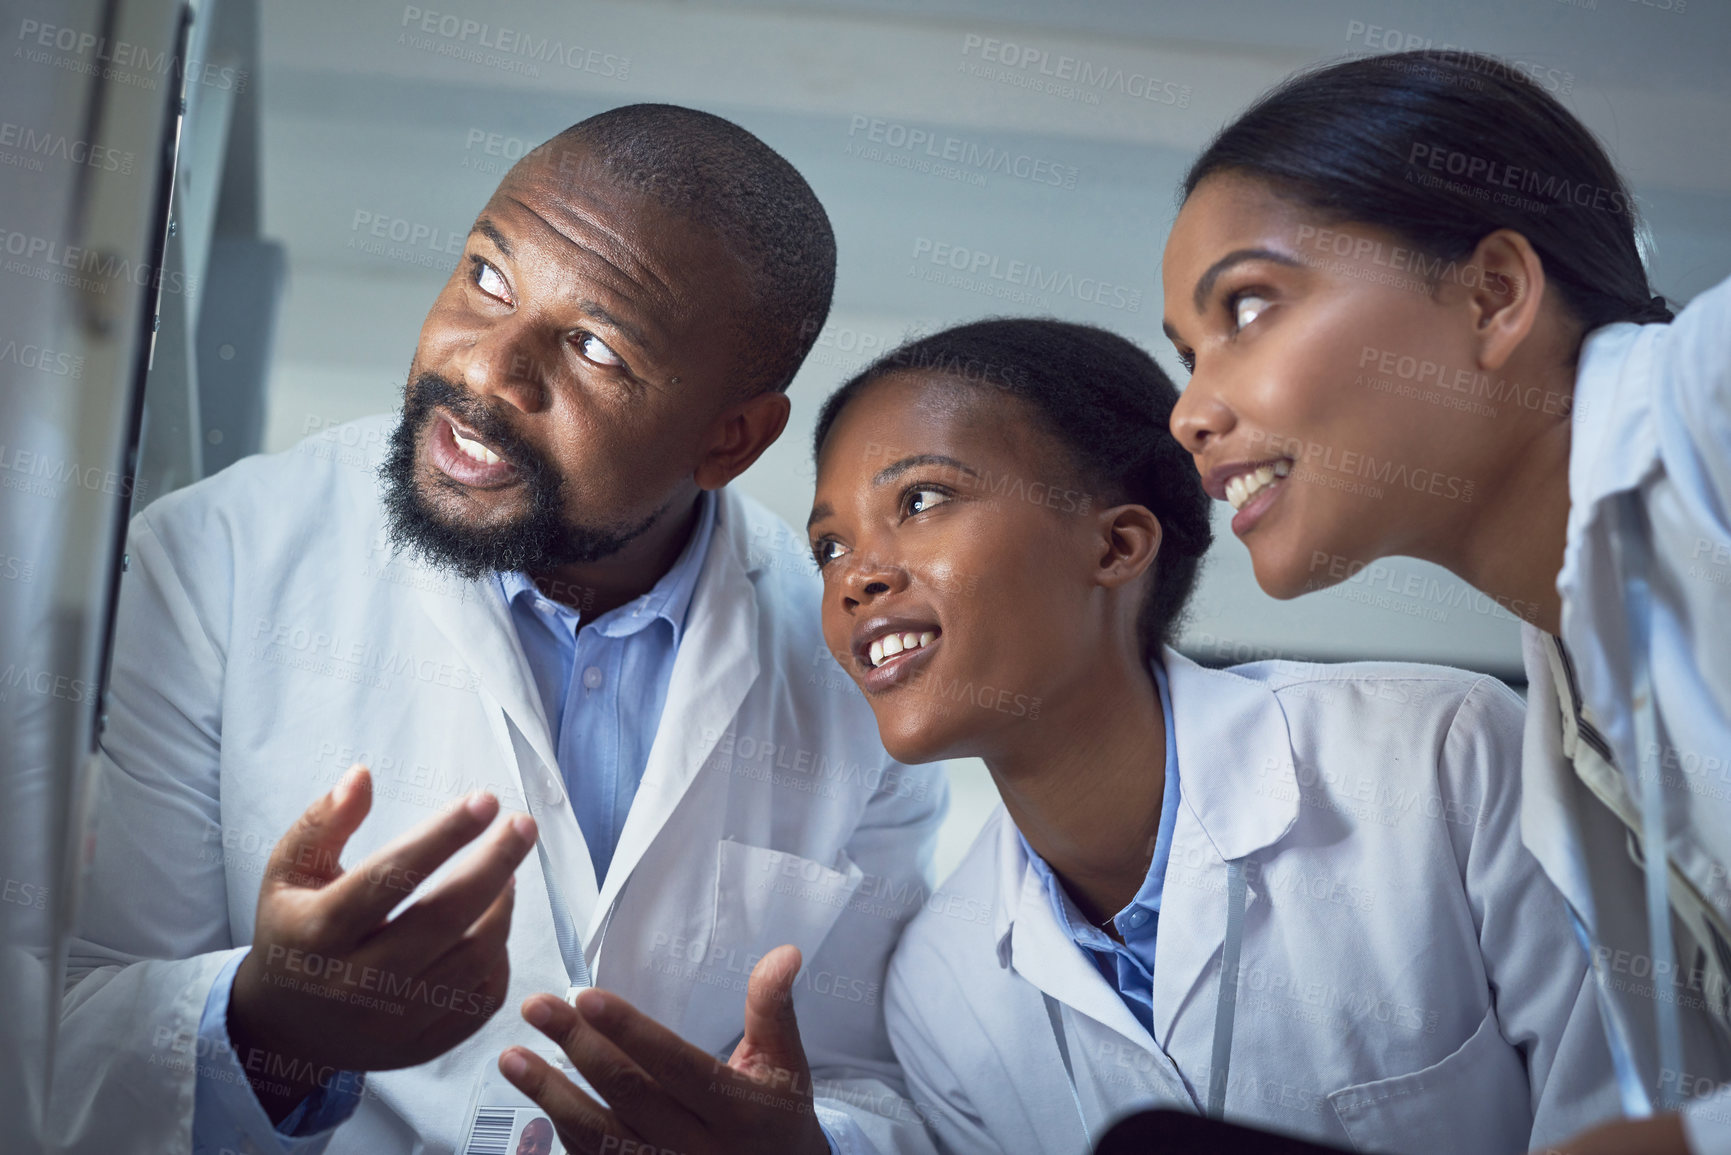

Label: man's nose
[448,320,549,413]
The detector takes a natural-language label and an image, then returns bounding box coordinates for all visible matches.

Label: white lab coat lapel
[995,809,1197,1123]
[1003,837,1147,1048]
[410,566,602,929]
[1149,650,1297,1047]
[410,570,560,773]
[589,490,761,943]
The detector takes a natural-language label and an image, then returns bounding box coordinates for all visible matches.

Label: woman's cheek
[819,601,851,670]
[921,556,973,600]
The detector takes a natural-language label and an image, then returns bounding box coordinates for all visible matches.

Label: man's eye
[577,332,622,367]
[905,487,951,516]
[1233,293,1269,332]
[811,538,847,570]
[474,259,511,303]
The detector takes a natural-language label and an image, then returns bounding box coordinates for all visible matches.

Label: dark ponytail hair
[1184,50,1672,329]
[812,319,1213,656]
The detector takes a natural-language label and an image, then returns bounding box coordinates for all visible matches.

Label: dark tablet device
[1095,1109,1357,1154]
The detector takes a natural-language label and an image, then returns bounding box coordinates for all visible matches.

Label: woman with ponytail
[1160,50,1731,1155]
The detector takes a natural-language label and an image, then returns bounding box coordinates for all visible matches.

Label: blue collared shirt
[497,488,716,882]
[497,487,862,1155]
[191,493,718,1153]
[1019,658,1180,1038]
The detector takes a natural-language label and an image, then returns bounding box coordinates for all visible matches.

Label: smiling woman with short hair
[807,317,1620,1154]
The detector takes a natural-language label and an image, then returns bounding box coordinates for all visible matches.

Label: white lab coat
[53,415,947,1155]
[884,649,1621,1154]
[1514,275,1731,1151]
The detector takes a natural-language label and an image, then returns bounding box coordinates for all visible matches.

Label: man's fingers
[381,812,536,945]
[407,946,514,1059]
[324,794,524,938]
[420,875,516,984]
[569,987,727,1111]
[737,944,809,1074]
[520,996,705,1144]
[461,873,517,952]
[497,1046,630,1155]
[264,765,372,891]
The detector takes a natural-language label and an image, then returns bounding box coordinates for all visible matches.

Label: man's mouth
[427,411,520,489]
[451,425,504,466]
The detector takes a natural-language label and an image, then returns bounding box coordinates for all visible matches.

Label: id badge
[458,1051,600,1155]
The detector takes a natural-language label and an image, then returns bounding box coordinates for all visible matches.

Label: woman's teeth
[869,631,937,669]
[1225,460,1291,511]
[451,425,503,465]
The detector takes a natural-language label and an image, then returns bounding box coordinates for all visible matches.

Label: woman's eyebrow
[872,453,977,486]
[1192,247,1301,311]
[807,452,981,531]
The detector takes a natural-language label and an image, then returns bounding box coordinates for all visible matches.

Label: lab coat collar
[407,541,604,954]
[990,648,1298,1047]
[406,487,763,950]
[1161,647,1300,862]
[996,815,1156,1052]
[411,557,561,779]
[1565,320,1660,522]
[1146,649,1292,1046]
[1554,319,1669,786]
[990,649,1298,947]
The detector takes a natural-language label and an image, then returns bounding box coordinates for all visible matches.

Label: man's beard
[379,371,663,581]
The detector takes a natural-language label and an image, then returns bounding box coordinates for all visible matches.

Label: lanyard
[535,838,594,1002]
[1044,857,1249,1138]
[1570,908,1657,1117]
[1617,490,1683,1112]
[1208,859,1250,1118]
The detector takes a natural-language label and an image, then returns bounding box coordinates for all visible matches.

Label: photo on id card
[460,1052,597,1155]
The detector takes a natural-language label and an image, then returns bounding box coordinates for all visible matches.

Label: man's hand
[1532,1114,1689,1155]
[499,944,831,1155]
[227,765,538,1121]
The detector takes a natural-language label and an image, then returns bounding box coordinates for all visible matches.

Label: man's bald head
[515,103,836,397]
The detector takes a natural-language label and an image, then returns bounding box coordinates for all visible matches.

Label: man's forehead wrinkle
[524,155,744,305]
[500,193,623,268]
[503,189,685,307]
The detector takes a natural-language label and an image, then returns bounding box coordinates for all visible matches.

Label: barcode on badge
[463,1106,516,1155]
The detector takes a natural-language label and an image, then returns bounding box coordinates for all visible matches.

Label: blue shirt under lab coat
[498,489,715,883]
[1019,658,1181,1039]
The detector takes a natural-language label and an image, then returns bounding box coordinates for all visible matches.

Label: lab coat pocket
[1326,1005,1529,1154]
[678,839,866,1051]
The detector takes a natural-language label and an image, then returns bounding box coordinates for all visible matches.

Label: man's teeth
[450,425,502,465]
[1225,460,1292,511]
[869,631,937,669]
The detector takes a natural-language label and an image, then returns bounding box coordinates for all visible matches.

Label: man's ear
[1463,229,1548,374]
[693,390,792,491]
[1094,503,1163,590]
